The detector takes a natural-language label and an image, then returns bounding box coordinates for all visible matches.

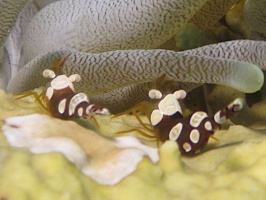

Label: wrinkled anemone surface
[1,0,266,199]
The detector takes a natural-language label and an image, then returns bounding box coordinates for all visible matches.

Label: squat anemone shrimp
[16,68,110,120]
[150,89,243,155]
[42,69,110,119]
[116,89,244,156]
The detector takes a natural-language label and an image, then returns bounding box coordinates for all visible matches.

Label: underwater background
[1,0,266,199]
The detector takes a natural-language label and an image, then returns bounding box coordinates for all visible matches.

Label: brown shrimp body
[43,69,110,119]
[149,89,243,155]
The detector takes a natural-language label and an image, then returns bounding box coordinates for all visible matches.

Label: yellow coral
[1,90,266,200]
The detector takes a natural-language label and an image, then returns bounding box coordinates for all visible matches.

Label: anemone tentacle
[183,40,266,70]
[22,0,208,63]
[8,49,263,94]
[0,0,31,47]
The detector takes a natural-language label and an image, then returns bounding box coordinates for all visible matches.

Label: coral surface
[1,90,266,200]
[1,0,266,199]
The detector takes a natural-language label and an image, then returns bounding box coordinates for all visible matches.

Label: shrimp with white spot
[149,89,243,155]
[42,69,110,119]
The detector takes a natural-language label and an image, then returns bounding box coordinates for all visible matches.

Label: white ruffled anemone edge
[2,114,159,185]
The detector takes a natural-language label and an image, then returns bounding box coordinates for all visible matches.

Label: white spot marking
[78,107,83,116]
[69,74,81,82]
[204,121,212,131]
[228,98,243,112]
[190,111,208,127]
[45,87,54,100]
[169,123,183,141]
[232,98,243,111]
[58,99,67,114]
[214,111,226,124]
[95,108,110,115]
[86,104,110,116]
[51,75,74,91]
[158,94,182,116]
[150,109,163,126]
[173,90,186,99]
[86,104,94,115]
[183,143,192,152]
[148,89,162,99]
[190,129,200,144]
[69,93,89,116]
[43,69,55,79]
